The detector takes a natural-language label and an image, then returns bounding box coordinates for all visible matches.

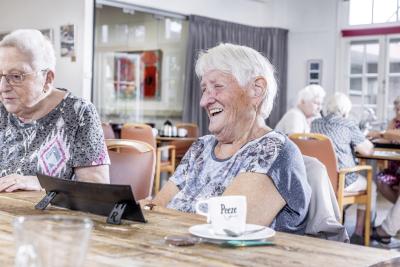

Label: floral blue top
[168,131,311,234]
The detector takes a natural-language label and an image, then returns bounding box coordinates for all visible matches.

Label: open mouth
[209,107,223,117]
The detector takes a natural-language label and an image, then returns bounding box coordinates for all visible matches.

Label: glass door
[344,35,400,129]
[387,37,400,120]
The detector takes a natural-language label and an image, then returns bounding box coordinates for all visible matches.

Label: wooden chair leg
[364,169,373,246]
[155,165,161,194]
[337,173,346,224]
[154,149,162,194]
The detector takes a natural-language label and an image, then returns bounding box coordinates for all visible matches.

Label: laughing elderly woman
[150,43,311,234]
[0,29,110,192]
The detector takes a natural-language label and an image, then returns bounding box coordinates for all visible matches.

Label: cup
[13,215,93,267]
[195,195,247,235]
[178,128,188,137]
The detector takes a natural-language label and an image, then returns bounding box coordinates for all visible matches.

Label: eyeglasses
[0,69,47,85]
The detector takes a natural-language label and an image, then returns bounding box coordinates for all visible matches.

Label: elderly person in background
[275,84,325,135]
[367,96,400,244]
[368,96,400,200]
[311,92,375,244]
[149,43,311,234]
[0,29,110,192]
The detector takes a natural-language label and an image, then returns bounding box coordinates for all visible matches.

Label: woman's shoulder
[257,131,287,148]
[58,89,98,116]
[192,135,215,150]
[62,90,94,108]
[247,131,301,162]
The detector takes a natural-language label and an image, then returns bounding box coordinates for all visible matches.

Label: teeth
[209,108,223,116]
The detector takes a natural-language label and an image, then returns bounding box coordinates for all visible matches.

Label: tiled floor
[344,192,400,250]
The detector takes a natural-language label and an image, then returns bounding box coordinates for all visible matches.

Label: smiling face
[0,46,47,116]
[199,70,255,142]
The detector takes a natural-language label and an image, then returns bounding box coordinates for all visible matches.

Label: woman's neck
[214,117,270,159]
[17,87,64,122]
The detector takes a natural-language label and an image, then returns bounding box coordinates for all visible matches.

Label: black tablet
[36,173,146,224]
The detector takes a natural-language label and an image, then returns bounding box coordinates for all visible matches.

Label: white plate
[188,224,275,241]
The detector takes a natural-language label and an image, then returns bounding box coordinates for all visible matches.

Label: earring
[43,87,47,94]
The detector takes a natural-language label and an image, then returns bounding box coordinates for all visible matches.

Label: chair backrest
[289,133,339,193]
[101,122,116,139]
[121,123,156,149]
[176,123,199,138]
[106,139,155,200]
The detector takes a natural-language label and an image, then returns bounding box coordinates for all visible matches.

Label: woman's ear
[42,70,55,93]
[45,70,55,85]
[251,77,267,98]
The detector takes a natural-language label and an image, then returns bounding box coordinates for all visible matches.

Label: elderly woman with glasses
[0,29,110,192]
[147,43,311,234]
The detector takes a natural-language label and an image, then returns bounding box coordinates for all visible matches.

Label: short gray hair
[0,29,56,71]
[195,43,278,119]
[326,92,352,117]
[297,84,326,104]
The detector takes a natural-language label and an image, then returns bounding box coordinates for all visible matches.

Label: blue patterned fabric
[167,131,311,234]
[311,114,365,187]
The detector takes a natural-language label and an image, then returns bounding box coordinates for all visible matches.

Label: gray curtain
[182,15,288,136]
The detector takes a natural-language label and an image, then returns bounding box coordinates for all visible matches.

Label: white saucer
[188,224,275,241]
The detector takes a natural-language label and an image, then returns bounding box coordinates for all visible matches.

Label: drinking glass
[13,215,93,267]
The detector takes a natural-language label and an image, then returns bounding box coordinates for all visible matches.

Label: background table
[156,136,197,142]
[357,147,400,172]
[0,192,399,267]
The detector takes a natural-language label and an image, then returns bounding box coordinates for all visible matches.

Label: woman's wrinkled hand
[0,174,42,192]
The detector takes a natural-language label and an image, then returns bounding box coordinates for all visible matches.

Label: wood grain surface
[0,191,399,267]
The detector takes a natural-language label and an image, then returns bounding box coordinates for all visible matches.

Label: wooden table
[1,192,399,267]
[156,136,197,142]
[358,148,400,162]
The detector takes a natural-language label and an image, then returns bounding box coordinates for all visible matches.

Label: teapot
[163,120,173,137]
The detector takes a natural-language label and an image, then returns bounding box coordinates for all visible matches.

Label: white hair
[297,84,326,104]
[326,92,352,117]
[195,43,278,119]
[0,29,56,72]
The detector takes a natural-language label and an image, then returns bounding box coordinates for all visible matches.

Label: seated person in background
[0,29,110,192]
[275,84,325,135]
[372,194,400,245]
[368,96,400,204]
[367,96,400,244]
[149,43,311,234]
[368,96,400,144]
[311,92,375,244]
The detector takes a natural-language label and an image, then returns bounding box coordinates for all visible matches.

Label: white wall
[0,0,93,100]
[119,0,339,109]
[0,0,340,111]
[281,0,338,107]
[115,0,274,27]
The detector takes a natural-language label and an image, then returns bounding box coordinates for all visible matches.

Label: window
[387,38,400,118]
[348,41,380,119]
[93,4,188,125]
[349,0,399,25]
